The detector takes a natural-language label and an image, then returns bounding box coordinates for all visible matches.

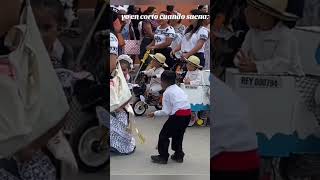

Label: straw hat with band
[149,53,168,67]
[247,0,299,21]
[186,55,202,68]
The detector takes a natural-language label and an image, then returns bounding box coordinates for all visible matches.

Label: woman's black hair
[161,70,176,85]
[198,5,205,10]
[166,5,174,12]
[127,5,135,14]
[185,9,208,39]
[143,6,156,15]
[160,11,171,23]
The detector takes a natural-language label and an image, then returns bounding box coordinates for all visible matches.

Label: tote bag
[0,0,69,157]
[110,63,132,112]
[124,25,140,55]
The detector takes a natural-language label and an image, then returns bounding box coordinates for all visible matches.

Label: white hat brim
[186,59,203,68]
[149,54,168,67]
[247,0,299,21]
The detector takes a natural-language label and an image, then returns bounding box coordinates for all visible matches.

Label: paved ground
[68,170,109,180]
[110,108,210,175]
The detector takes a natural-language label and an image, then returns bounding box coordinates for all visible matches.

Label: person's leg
[152,116,174,163]
[171,115,190,161]
[139,37,152,60]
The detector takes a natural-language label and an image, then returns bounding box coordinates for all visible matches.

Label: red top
[175,109,192,116]
[211,150,260,171]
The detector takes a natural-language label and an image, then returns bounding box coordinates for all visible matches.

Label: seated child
[183,55,202,86]
[148,70,191,164]
[141,53,167,96]
[233,0,304,75]
[32,0,74,70]
[118,54,133,83]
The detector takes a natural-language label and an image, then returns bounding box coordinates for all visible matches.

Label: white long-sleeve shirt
[183,69,202,86]
[143,67,164,86]
[211,76,258,157]
[154,84,190,116]
[234,22,304,76]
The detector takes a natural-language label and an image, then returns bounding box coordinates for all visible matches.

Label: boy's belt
[175,109,191,116]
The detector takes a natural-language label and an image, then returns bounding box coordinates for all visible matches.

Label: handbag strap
[129,24,137,41]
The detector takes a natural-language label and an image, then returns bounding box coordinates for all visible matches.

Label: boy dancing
[148,71,191,164]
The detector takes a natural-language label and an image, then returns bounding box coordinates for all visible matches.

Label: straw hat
[186,55,202,68]
[247,0,299,21]
[149,53,168,67]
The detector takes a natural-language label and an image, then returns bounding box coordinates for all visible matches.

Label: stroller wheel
[133,100,147,116]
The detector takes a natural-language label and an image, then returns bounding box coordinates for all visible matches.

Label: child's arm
[143,68,155,77]
[183,72,190,84]
[154,68,164,79]
[189,72,202,86]
[154,93,171,116]
[254,36,303,74]
[234,30,252,67]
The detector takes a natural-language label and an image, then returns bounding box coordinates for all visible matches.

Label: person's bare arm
[110,54,117,73]
[173,43,181,52]
[183,39,206,58]
[154,37,173,49]
[146,40,155,50]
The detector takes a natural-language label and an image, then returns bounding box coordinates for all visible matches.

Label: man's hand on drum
[237,50,257,73]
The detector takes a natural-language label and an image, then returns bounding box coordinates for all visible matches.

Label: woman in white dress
[110,7,136,155]
[172,9,209,68]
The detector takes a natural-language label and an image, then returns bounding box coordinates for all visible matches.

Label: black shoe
[171,154,184,163]
[151,155,168,164]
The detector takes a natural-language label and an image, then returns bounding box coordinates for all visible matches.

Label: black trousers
[158,114,191,160]
[211,169,260,180]
[139,37,153,59]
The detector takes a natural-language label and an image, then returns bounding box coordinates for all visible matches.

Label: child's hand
[184,78,191,84]
[147,112,155,118]
[236,50,257,73]
[239,61,257,73]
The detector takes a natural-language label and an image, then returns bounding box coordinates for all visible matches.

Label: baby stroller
[130,50,163,116]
